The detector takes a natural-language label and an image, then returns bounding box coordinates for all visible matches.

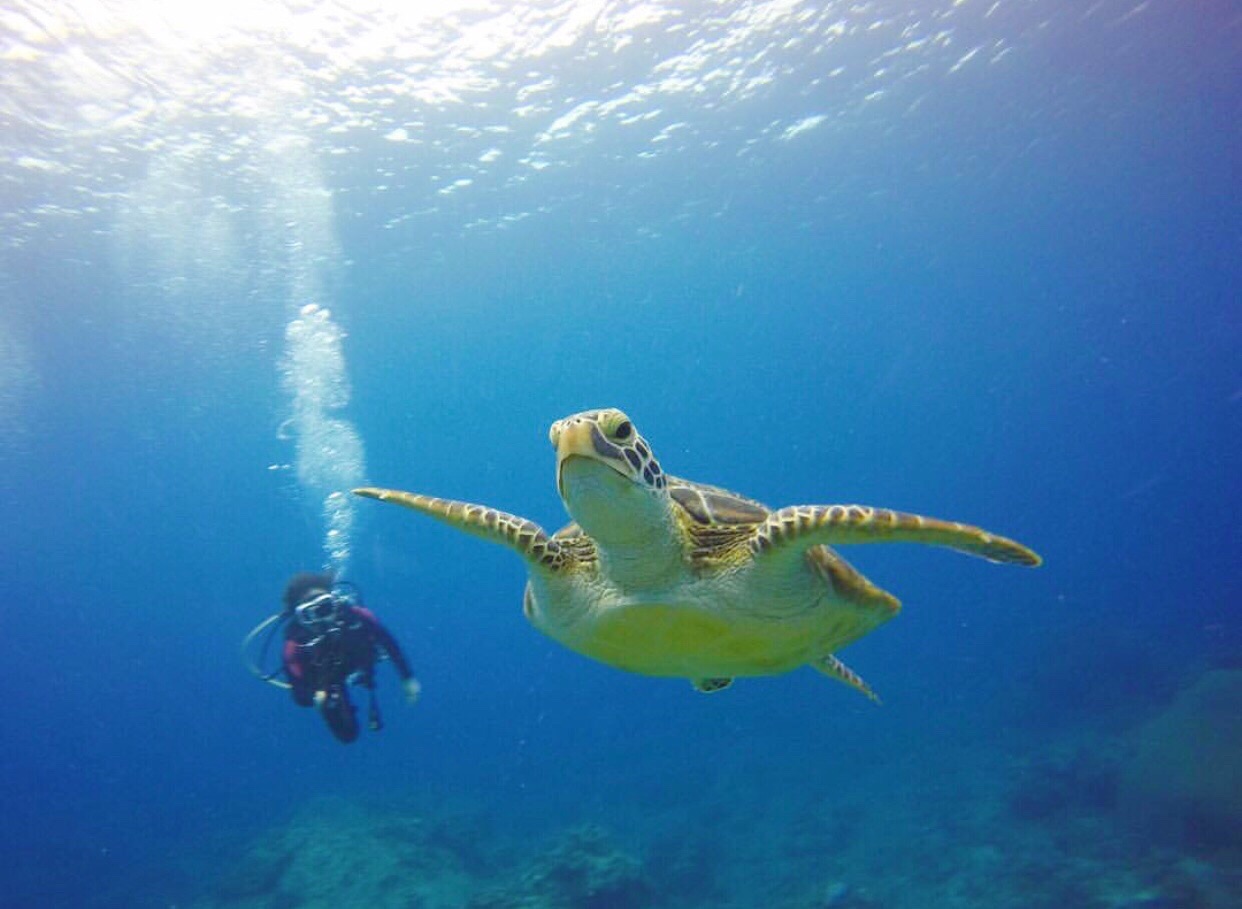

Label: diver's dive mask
[294,591,345,629]
[292,583,361,630]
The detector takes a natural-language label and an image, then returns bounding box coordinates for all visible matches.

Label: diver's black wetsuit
[283,605,414,743]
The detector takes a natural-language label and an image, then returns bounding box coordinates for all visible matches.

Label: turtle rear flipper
[807,545,901,615]
[812,653,881,704]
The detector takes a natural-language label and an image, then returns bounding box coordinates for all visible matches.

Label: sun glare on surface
[2,0,1072,248]
[63,0,499,42]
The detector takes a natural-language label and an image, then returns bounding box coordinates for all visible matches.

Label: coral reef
[468,824,652,909]
[198,799,475,909]
[177,687,1242,909]
[197,806,653,909]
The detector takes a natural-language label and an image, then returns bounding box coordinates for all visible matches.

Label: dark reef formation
[1007,739,1121,822]
[1119,669,1242,851]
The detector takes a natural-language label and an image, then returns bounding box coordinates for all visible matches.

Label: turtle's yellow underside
[558,598,883,678]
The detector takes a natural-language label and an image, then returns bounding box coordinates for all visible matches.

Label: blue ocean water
[0,1,1238,907]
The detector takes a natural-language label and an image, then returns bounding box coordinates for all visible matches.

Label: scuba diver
[244,572,421,743]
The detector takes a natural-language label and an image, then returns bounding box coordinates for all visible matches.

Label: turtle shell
[665,476,771,526]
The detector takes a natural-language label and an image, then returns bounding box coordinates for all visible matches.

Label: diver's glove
[402,677,422,705]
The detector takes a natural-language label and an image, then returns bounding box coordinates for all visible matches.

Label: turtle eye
[612,420,633,441]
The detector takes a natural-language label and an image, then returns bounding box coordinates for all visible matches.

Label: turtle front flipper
[751,504,1041,566]
[353,487,571,572]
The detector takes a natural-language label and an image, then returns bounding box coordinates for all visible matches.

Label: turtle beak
[553,418,633,500]
[553,419,596,459]
[554,419,595,499]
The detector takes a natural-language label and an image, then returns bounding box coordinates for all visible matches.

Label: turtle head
[550,408,670,545]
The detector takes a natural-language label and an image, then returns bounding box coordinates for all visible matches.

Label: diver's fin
[692,677,733,693]
[751,505,1040,566]
[353,487,570,572]
[812,654,881,704]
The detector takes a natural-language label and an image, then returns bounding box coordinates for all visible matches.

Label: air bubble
[280,303,366,576]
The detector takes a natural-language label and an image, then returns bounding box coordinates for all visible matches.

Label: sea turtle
[355,408,1040,701]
